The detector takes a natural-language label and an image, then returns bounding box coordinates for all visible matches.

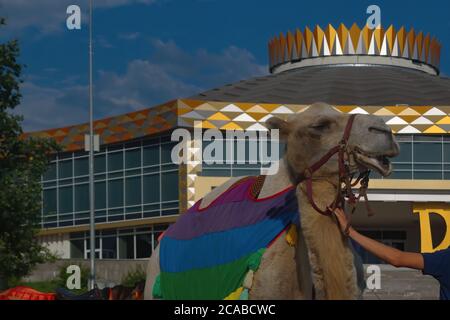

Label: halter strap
[300,114,358,216]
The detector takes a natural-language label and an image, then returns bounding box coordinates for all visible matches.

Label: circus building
[28,23,450,264]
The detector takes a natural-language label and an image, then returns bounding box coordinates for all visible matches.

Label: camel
[144,102,399,300]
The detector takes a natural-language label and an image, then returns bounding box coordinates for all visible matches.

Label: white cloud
[16,40,266,131]
[0,0,157,34]
[147,39,267,84]
[118,32,141,40]
[15,81,89,130]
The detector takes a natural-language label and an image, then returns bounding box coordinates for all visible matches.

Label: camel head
[266,102,399,180]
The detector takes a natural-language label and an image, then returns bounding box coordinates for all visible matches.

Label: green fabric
[248,248,266,271]
[152,274,162,299]
[159,248,266,300]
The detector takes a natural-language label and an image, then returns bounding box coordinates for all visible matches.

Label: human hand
[329,207,352,236]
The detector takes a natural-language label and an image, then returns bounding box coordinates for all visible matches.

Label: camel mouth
[353,149,393,177]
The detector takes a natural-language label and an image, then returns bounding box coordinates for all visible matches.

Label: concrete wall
[363,265,440,300]
[24,261,440,299]
[24,259,149,287]
[39,233,70,259]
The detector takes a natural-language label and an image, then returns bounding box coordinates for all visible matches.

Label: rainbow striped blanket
[153,177,299,300]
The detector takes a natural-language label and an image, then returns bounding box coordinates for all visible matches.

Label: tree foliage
[0,18,59,286]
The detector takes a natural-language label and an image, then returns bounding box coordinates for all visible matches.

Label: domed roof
[190,24,450,105]
[190,65,450,105]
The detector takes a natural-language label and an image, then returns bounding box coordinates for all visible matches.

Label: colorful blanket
[154,176,299,300]
[0,286,56,300]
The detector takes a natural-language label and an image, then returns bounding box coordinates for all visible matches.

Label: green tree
[0,18,59,288]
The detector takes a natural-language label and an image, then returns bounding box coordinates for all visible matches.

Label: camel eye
[310,121,331,131]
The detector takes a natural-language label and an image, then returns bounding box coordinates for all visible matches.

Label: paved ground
[362,265,440,300]
[25,261,440,299]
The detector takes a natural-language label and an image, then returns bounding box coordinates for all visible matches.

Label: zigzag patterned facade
[268,24,441,71]
[27,100,450,153]
[178,100,450,134]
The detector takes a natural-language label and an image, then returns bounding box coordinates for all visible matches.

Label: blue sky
[1,0,450,131]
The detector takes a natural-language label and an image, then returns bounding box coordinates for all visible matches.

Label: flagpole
[88,0,96,290]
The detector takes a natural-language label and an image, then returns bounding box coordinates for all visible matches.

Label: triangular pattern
[178,101,450,135]
[269,23,441,70]
[26,99,450,154]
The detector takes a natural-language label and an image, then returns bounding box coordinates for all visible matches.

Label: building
[28,23,450,264]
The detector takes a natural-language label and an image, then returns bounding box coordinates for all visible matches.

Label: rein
[296,114,374,218]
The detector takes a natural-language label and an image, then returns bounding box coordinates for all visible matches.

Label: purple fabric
[165,177,298,240]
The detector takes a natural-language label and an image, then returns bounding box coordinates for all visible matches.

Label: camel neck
[258,159,294,199]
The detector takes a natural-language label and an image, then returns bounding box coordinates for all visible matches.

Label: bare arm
[333,208,424,270]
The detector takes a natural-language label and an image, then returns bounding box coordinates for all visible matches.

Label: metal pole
[88,0,96,290]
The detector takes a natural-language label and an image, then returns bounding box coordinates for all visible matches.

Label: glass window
[415,135,441,142]
[125,148,141,169]
[414,142,442,163]
[390,171,413,179]
[43,189,57,215]
[108,152,123,171]
[393,164,412,170]
[75,184,89,212]
[59,160,73,179]
[102,236,117,259]
[74,157,88,176]
[143,174,160,204]
[59,186,73,213]
[136,233,152,258]
[118,235,134,259]
[143,137,159,146]
[161,171,178,202]
[414,171,442,180]
[43,163,57,181]
[444,144,450,163]
[70,239,84,259]
[414,163,442,170]
[126,169,140,176]
[232,169,260,177]
[201,169,231,177]
[87,251,100,259]
[108,179,123,207]
[86,237,101,250]
[126,176,141,206]
[94,154,106,173]
[161,143,175,164]
[95,181,106,209]
[394,142,412,163]
[143,145,159,166]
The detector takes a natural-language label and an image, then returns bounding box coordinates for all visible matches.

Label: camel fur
[144,102,399,300]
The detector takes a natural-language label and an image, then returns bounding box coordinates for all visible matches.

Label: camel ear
[265,116,291,139]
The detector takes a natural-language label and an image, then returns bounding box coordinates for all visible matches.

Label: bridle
[295,114,374,219]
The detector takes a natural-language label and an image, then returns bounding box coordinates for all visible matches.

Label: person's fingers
[332,208,344,219]
[330,208,347,228]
